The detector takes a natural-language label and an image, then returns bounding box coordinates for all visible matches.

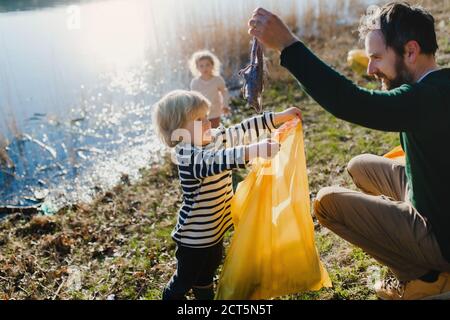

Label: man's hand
[274,107,302,126]
[248,8,299,53]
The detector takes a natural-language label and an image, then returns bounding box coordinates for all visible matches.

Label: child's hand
[246,139,280,160]
[273,107,302,126]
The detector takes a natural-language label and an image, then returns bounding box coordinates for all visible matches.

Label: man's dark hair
[359,2,438,56]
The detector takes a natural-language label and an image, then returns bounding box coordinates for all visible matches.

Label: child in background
[189,50,231,128]
[152,90,301,300]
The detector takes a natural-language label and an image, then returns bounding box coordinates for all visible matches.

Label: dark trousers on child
[162,240,223,300]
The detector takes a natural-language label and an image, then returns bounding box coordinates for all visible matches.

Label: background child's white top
[191,75,229,119]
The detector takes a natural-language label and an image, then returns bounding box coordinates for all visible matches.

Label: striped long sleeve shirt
[172,111,277,248]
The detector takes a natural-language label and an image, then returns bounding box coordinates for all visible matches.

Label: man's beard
[375,56,414,90]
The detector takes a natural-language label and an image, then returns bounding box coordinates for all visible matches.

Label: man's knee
[347,153,375,182]
[313,186,343,223]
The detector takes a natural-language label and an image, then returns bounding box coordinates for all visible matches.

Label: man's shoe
[374,272,450,300]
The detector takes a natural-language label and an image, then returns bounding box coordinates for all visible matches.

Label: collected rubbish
[239,37,265,113]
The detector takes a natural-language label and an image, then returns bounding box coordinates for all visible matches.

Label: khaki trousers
[314,154,450,281]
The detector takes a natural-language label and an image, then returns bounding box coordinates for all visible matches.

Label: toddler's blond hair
[188,50,222,78]
[152,90,210,147]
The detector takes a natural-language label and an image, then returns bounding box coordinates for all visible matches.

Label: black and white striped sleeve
[223,111,276,147]
[177,145,248,179]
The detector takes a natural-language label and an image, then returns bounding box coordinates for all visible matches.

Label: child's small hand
[274,107,302,126]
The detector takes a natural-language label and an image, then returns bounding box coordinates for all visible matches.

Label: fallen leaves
[16,215,61,237]
[0,160,181,299]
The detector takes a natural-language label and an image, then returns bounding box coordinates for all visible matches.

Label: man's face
[365,30,414,90]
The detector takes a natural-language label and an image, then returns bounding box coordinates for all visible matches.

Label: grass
[1,0,450,300]
[0,77,397,300]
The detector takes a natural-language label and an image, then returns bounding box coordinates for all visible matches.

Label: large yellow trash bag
[215,119,332,300]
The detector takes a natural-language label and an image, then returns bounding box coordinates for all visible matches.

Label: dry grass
[1,0,450,300]
[175,0,368,81]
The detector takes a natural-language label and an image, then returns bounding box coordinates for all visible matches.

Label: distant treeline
[0,0,106,13]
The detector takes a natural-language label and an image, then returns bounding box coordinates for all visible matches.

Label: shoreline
[1,0,449,300]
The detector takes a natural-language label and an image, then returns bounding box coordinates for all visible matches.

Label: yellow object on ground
[215,119,332,300]
[384,145,405,162]
[347,49,369,75]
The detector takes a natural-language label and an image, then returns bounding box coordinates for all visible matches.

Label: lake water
[0,0,375,213]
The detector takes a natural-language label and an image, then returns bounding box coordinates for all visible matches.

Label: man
[248,2,450,300]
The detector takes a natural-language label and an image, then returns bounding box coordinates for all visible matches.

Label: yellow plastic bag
[215,119,331,300]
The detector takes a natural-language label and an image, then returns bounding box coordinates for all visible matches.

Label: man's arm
[280,41,426,132]
[248,8,435,132]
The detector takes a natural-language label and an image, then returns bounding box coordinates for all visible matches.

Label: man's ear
[404,40,420,63]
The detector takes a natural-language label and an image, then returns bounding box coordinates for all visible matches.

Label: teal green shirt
[281,41,450,262]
